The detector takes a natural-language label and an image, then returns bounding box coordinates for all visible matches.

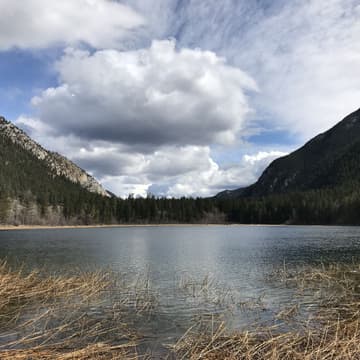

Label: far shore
[0,223,336,231]
[0,224,221,231]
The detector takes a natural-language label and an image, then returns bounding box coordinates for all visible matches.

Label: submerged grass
[0,261,109,324]
[2,261,360,358]
[173,263,360,359]
[0,261,155,359]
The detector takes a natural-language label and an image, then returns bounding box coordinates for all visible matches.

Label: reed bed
[173,263,360,359]
[0,261,155,359]
[0,261,109,323]
[3,261,360,358]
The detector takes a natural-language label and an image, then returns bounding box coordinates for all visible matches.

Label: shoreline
[0,223,339,231]
[0,224,221,231]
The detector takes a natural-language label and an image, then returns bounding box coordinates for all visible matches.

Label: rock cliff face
[217,108,360,198]
[0,116,109,197]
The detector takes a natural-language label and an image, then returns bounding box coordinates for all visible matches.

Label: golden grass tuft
[0,343,135,360]
[0,261,143,359]
[0,261,109,324]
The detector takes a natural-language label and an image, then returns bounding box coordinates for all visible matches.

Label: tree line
[2,131,360,225]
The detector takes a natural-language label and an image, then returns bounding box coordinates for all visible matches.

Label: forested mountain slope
[0,117,108,196]
[218,108,360,198]
[0,116,113,224]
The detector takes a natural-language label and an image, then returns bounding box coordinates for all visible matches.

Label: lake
[1,225,360,353]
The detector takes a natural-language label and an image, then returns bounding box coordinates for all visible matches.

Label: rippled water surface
[1,225,360,350]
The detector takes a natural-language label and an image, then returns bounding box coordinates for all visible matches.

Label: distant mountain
[0,116,108,197]
[217,108,360,199]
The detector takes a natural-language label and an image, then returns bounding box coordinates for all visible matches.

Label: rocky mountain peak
[0,116,109,197]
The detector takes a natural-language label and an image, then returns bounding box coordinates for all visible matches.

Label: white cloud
[31,40,257,148]
[165,149,287,197]
[102,177,151,198]
[15,115,287,197]
[93,146,216,197]
[0,0,143,50]
[126,0,360,141]
[241,0,360,139]
[243,151,286,165]
[74,145,287,198]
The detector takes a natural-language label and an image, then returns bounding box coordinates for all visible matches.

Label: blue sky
[1,0,359,197]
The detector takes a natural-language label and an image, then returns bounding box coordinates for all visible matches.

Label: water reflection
[1,225,360,278]
[2,225,360,349]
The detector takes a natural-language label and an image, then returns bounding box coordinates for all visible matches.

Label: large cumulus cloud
[31,40,257,149]
[18,39,263,197]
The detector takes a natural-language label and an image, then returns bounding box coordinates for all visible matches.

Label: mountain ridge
[217,108,360,198]
[0,116,109,197]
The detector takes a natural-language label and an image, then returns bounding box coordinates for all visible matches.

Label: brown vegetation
[0,262,148,359]
[173,263,360,359]
[2,261,360,359]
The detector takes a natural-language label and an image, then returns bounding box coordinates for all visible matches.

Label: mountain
[217,108,360,198]
[0,116,108,197]
[0,116,119,225]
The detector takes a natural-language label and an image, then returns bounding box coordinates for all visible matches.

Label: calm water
[1,225,360,350]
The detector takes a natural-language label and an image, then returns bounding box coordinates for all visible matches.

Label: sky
[0,0,359,198]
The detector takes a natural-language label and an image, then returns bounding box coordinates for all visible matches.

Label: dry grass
[0,261,152,359]
[3,261,360,359]
[178,274,237,309]
[173,319,360,359]
[0,343,136,360]
[173,263,360,359]
[0,261,109,324]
